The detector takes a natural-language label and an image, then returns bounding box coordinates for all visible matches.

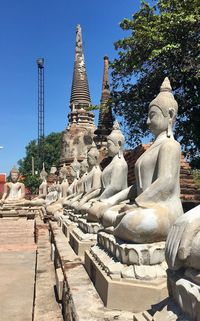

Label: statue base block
[69,227,97,259]
[69,218,102,258]
[85,249,167,312]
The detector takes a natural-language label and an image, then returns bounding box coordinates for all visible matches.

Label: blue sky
[0,0,142,174]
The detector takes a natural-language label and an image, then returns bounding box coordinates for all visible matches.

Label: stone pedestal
[69,218,102,259]
[0,206,42,219]
[85,231,168,312]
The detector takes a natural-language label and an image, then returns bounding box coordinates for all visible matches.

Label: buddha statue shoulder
[86,121,128,221]
[101,77,183,243]
[0,166,25,205]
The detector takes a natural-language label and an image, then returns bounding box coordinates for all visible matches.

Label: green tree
[111,0,200,165]
[18,132,62,193]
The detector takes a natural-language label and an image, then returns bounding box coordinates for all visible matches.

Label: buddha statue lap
[85,121,128,222]
[100,77,183,243]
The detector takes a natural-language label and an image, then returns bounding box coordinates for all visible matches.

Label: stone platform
[85,231,168,312]
[0,205,42,218]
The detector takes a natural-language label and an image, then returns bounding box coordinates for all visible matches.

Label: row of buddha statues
[1,77,200,318]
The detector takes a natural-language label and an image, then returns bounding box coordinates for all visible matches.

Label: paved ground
[0,218,36,321]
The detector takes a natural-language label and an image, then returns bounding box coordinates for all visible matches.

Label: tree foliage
[111,0,200,165]
[18,132,62,193]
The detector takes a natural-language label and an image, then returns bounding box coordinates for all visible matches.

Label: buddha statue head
[107,121,125,158]
[80,154,89,175]
[10,166,20,183]
[40,164,48,181]
[87,143,99,168]
[60,163,68,181]
[70,156,80,179]
[148,77,178,138]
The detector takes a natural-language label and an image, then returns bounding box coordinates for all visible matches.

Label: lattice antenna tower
[36,58,45,167]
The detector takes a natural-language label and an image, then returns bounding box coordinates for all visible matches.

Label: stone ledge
[50,221,134,320]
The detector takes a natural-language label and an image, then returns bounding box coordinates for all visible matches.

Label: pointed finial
[113,120,120,130]
[10,165,19,174]
[160,77,172,93]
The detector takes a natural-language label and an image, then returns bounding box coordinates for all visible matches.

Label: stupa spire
[70,24,91,109]
[94,56,113,147]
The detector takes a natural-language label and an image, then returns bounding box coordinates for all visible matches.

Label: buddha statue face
[80,161,89,175]
[147,105,169,136]
[87,147,99,167]
[107,139,121,157]
[11,172,19,183]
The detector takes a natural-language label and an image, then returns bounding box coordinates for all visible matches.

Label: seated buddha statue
[85,121,128,222]
[62,157,81,205]
[76,144,102,211]
[46,164,69,215]
[38,166,48,199]
[66,156,89,208]
[100,77,183,243]
[0,166,25,205]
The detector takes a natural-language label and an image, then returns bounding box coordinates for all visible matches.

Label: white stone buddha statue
[76,144,102,211]
[46,164,69,215]
[0,166,25,205]
[86,121,128,222]
[62,157,81,205]
[101,77,183,243]
[66,156,89,207]
[33,165,48,200]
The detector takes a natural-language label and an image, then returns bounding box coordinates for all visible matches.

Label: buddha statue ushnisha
[0,166,25,205]
[86,121,128,222]
[101,77,183,243]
